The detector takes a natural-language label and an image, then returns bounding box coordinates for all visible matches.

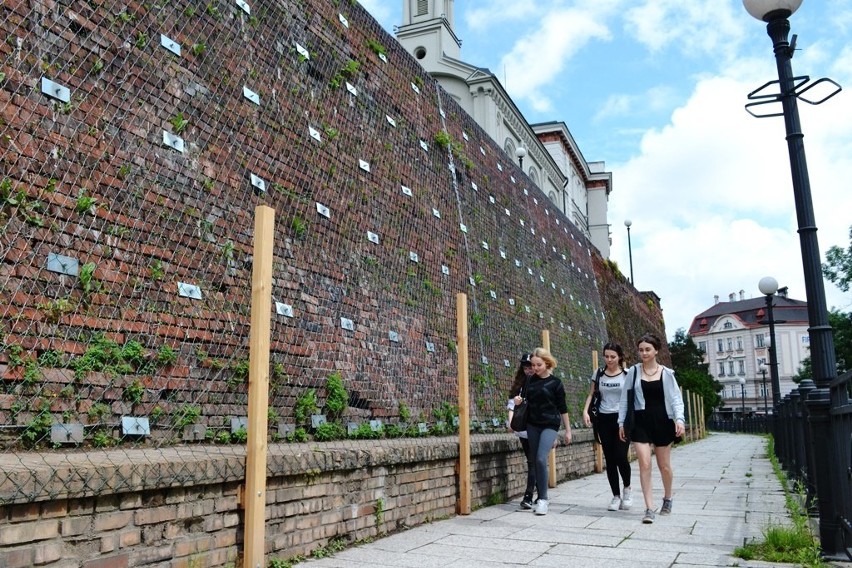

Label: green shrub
[324,372,347,420]
[313,421,345,441]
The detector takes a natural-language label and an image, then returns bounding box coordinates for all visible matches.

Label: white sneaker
[535,499,549,515]
[620,488,632,510]
[608,496,621,511]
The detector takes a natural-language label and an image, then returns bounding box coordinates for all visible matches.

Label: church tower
[396,0,461,71]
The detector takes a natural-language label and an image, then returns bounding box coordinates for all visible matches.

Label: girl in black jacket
[512,347,573,515]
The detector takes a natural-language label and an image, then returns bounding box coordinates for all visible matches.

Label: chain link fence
[0,0,623,507]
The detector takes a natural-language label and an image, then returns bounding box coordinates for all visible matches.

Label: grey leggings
[525,424,559,501]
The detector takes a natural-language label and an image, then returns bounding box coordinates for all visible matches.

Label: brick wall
[0,432,596,567]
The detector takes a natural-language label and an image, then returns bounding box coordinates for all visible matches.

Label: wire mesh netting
[0,0,663,508]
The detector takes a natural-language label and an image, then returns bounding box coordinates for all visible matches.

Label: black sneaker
[642,508,655,524]
[660,498,673,515]
[520,498,533,510]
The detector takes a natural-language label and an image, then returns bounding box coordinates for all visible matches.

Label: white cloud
[610,67,852,335]
[464,0,540,30]
[623,0,747,63]
[500,7,613,112]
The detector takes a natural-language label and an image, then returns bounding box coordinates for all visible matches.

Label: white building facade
[689,290,810,415]
[396,0,613,258]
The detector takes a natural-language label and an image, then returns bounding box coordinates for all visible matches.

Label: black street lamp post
[758,276,782,408]
[759,363,769,415]
[743,0,842,555]
[739,377,746,417]
[624,219,634,285]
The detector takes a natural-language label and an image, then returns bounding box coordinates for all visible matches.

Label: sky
[361,0,852,339]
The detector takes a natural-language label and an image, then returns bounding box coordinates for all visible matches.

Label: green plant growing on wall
[291,216,307,238]
[22,406,52,447]
[37,297,75,323]
[174,405,201,428]
[149,259,165,280]
[329,59,360,88]
[231,427,248,443]
[434,130,451,149]
[191,42,206,56]
[169,112,189,134]
[124,378,144,405]
[156,345,177,366]
[134,32,148,49]
[324,372,347,421]
[75,190,96,214]
[366,39,386,56]
[87,402,110,423]
[375,497,385,529]
[398,401,411,423]
[313,421,344,441]
[294,389,318,425]
[78,262,97,296]
[91,429,115,448]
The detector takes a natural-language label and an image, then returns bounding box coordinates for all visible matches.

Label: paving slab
[297,432,842,567]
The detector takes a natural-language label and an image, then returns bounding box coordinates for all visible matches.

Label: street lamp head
[624,219,632,228]
[758,276,779,296]
[742,0,802,22]
[759,363,768,372]
[739,376,746,385]
[514,146,527,159]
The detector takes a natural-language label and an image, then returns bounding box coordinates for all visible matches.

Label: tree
[823,225,852,293]
[793,309,852,380]
[668,329,723,424]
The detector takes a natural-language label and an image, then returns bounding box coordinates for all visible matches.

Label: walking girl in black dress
[618,333,685,524]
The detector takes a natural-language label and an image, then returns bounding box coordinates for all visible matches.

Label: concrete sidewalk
[298,432,807,567]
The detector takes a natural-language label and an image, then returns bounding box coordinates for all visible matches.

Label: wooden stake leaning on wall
[457,293,471,515]
[592,350,603,473]
[541,330,557,488]
[244,205,275,568]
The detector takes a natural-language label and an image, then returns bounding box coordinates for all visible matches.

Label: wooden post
[592,350,603,473]
[243,205,275,568]
[457,293,471,515]
[541,330,557,488]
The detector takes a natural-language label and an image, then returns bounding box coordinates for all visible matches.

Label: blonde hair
[531,347,557,370]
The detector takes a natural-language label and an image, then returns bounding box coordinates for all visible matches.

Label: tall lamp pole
[739,376,746,416]
[759,363,769,415]
[624,219,634,285]
[743,0,841,555]
[758,276,782,408]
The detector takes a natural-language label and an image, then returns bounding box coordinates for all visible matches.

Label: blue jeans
[525,424,559,501]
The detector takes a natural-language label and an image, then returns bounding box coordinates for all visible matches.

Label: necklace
[642,365,659,376]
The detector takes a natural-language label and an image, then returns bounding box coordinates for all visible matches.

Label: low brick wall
[0,431,595,567]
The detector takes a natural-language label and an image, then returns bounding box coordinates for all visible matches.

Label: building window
[718,363,725,376]
[529,167,539,188]
[723,321,733,329]
[756,334,765,348]
[698,341,707,354]
[727,338,733,351]
[416,0,428,16]
[736,336,743,351]
[738,360,745,375]
[757,357,767,367]
[717,339,724,353]
[728,361,735,375]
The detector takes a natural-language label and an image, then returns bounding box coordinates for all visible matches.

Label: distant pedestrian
[582,342,632,511]
[507,353,538,509]
[513,347,572,516]
[619,333,685,524]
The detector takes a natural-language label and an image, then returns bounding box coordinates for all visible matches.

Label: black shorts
[630,409,676,446]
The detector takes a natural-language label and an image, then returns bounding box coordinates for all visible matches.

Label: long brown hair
[508,355,532,397]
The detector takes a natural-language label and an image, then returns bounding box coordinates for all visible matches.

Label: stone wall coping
[0,430,593,505]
